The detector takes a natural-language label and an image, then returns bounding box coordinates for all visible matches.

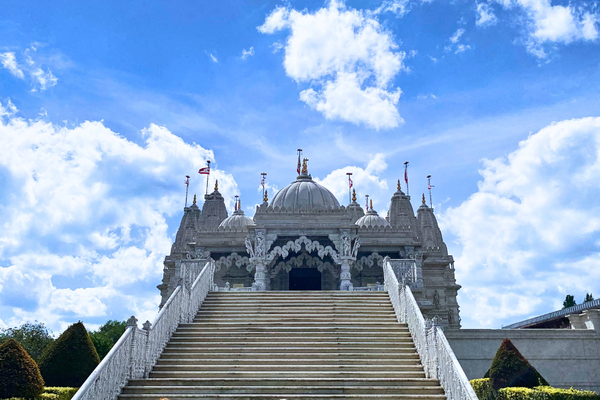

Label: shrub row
[471,378,600,400]
[1,387,77,400]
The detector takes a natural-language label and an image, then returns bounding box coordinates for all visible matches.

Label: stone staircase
[119,291,445,399]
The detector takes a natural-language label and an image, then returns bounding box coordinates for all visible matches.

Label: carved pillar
[339,256,353,291]
[251,257,267,291]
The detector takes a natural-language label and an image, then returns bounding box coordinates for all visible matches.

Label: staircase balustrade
[72,260,215,400]
[383,256,478,400]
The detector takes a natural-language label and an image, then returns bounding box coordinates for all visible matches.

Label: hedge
[38,322,99,387]
[471,378,600,400]
[487,339,548,390]
[1,387,77,400]
[0,339,45,399]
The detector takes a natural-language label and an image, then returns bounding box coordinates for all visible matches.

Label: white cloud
[208,53,218,63]
[258,0,406,130]
[0,108,239,331]
[439,117,600,327]
[476,3,498,26]
[455,44,473,53]
[494,0,598,57]
[0,49,58,91]
[373,0,410,16]
[241,47,255,59]
[450,28,466,43]
[315,153,389,209]
[0,52,25,79]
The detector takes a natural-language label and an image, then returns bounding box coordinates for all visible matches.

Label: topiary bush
[534,386,600,400]
[472,378,497,400]
[497,387,550,400]
[44,387,78,400]
[487,339,549,390]
[38,322,100,387]
[0,338,45,399]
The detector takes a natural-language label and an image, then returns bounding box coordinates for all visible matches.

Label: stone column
[251,257,267,291]
[339,256,353,291]
[582,309,600,333]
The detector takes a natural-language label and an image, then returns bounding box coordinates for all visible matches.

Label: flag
[349,176,353,188]
[198,167,210,175]
[297,153,301,175]
[185,177,190,185]
[404,167,408,184]
[261,175,266,187]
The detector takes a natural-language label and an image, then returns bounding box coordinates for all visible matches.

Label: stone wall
[445,329,600,392]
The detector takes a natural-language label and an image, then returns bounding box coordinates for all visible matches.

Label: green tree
[584,293,594,303]
[39,321,100,387]
[563,294,576,309]
[0,321,54,363]
[0,339,45,399]
[89,320,127,360]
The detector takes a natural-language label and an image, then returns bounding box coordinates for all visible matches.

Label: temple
[158,159,462,328]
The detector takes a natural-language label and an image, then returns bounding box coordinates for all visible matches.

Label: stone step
[155,358,420,366]
[171,334,412,346]
[170,334,413,341]
[126,377,440,387]
[159,352,420,360]
[189,320,401,326]
[176,326,409,333]
[119,394,445,399]
[206,291,390,296]
[121,385,444,395]
[163,345,417,352]
[152,364,423,372]
[196,310,395,316]
[148,371,427,379]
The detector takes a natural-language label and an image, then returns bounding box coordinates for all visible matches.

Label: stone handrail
[502,298,600,329]
[73,260,215,400]
[383,257,478,400]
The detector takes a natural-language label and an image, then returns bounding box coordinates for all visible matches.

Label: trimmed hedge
[0,339,45,399]
[470,378,600,400]
[38,322,100,387]
[1,387,77,400]
[487,339,548,390]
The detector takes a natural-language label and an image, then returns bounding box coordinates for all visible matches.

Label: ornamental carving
[269,252,338,277]
[267,235,340,263]
[245,231,266,258]
[214,252,251,272]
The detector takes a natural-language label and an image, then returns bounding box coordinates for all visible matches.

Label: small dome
[356,209,390,229]
[218,209,255,231]
[271,174,340,210]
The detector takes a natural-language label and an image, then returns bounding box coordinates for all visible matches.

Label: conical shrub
[39,321,100,387]
[0,338,45,398]
[487,338,549,390]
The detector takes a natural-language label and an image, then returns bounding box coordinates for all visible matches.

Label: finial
[370,199,373,210]
[238,198,241,209]
[193,194,197,205]
[352,189,356,202]
[264,189,268,202]
[422,193,426,204]
[397,179,401,191]
[234,195,239,211]
[302,158,309,174]
[214,179,218,191]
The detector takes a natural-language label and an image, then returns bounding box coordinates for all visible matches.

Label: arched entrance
[289,268,321,290]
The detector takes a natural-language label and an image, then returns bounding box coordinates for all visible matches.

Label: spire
[422,193,426,205]
[417,196,448,255]
[302,158,309,175]
[352,188,357,203]
[370,199,374,211]
[193,194,197,205]
[397,179,401,191]
[264,188,268,203]
[214,179,219,192]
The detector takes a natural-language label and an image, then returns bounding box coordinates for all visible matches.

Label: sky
[0,0,599,333]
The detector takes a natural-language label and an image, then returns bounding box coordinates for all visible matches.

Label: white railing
[73,260,215,400]
[383,257,477,400]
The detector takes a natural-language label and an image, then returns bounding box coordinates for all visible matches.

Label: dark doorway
[289,268,322,290]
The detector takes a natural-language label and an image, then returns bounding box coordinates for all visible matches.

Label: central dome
[271,174,340,209]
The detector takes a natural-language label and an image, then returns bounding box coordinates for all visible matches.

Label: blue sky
[0,0,599,332]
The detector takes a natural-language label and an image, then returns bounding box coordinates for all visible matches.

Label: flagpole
[184,175,190,207]
[365,194,369,211]
[297,149,303,175]
[261,172,267,201]
[205,160,211,195]
[427,174,434,208]
[346,172,352,204]
[404,161,409,196]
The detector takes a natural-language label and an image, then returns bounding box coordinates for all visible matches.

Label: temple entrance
[289,268,322,290]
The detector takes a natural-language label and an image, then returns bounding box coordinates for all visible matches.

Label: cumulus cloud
[0,104,238,331]
[258,0,406,130]
[491,0,598,57]
[315,153,389,209]
[476,3,498,26]
[0,48,58,91]
[439,117,600,327]
[450,28,466,43]
[241,47,255,59]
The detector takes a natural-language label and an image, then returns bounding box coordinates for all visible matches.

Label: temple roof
[270,172,340,210]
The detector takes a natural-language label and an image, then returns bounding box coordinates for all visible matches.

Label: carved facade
[158,166,462,328]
